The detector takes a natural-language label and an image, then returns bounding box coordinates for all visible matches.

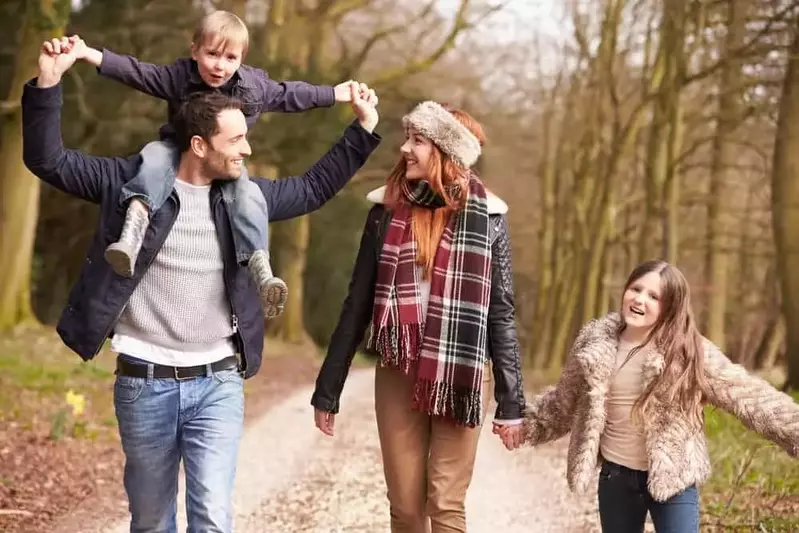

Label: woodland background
[3,0,799,386]
[1,0,799,530]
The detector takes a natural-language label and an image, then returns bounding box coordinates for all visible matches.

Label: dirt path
[92,368,600,533]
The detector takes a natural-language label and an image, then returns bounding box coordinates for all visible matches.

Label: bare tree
[0,0,71,331]
[771,18,799,390]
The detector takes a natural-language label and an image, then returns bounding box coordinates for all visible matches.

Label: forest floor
[0,326,797,532]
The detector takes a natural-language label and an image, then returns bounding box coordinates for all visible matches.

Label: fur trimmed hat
[402,101,482,169]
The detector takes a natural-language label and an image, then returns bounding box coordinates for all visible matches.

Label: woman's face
[621,270,662,334]
[400,127,435,181]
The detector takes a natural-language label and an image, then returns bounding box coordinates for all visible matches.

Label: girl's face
[621,270,662,334]
[400,127,434,181]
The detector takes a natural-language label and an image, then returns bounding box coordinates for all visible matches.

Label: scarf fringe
[412,378,482,428]
[369,323,424,375]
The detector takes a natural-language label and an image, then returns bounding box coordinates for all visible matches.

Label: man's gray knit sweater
[115,180,234,350]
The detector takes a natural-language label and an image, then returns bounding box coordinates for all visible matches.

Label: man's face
[191,39,244,88]
[199,108,251,179]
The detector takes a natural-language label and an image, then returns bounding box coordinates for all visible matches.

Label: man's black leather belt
[116,355,240,380]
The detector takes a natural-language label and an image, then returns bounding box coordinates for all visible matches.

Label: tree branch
[684,1,798,86]
[370,0,505,87]
[0,100,19,115]
[345,1,437,77]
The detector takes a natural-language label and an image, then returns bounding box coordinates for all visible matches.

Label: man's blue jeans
[598,459,699,533]
[121,139,268,264]
[113,360,244,533]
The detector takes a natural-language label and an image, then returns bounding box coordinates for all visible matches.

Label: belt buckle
[173,366,193,381]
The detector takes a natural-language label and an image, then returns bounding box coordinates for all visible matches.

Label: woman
[508,260,799,532]
[311,101,526,532]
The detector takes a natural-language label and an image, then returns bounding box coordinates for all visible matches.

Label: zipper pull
[232,314,239,333]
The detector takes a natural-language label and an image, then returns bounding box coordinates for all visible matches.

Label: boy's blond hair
[192,10,249,56]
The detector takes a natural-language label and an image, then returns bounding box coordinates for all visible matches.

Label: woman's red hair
[384,106,486,278]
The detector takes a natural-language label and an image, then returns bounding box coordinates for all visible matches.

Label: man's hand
[37,36,78,88]
[350,82,378,133]
[314,408,336,437]
[334,80,355,102]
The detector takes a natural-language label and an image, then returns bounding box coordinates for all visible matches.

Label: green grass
[700,392,799,532]
[0,328,118,441]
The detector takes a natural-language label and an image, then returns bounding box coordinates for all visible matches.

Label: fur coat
[523,312,799,501]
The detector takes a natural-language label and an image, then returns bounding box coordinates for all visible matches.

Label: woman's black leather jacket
[311,203,526,421]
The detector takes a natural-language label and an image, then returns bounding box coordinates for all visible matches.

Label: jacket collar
[366,185,509,215]
[572,312,666,390]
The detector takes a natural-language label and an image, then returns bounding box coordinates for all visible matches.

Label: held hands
[314,408,336,437]
[37,36,80,87]
[37,35,99,88]
[334,80,374,103]
[492,422,524,451]
[349,82,379,134]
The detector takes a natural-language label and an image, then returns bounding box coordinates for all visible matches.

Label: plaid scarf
[368,176,491,427]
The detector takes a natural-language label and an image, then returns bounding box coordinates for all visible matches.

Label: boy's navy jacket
[98,49,336,137]
[21,80,380,377]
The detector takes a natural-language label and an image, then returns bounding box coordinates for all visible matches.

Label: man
[22,37,380,532]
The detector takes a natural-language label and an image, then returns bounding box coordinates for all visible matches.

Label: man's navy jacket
[21,80,380,377]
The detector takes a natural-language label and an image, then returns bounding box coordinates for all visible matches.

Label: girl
[311,101,526,532]
[511,260,799,532]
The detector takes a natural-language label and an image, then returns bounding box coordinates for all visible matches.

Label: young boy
[70,10,361,318]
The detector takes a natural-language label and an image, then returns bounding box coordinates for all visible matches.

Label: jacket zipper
[91,196,181,357]
[214,193,245,368]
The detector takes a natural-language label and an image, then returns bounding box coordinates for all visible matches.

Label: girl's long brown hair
[623,260,708,429]
[384,107,486,278]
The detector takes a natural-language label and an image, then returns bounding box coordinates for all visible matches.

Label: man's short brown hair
[173,92,243,153]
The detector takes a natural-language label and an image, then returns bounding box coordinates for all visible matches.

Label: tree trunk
[771,24,799,391]
[531,101,558,362]
[663,98,683,263]
[640,0,685,263]
[269,216,311,343]
[752,315,785,371]
[596,229,615,318]
[705,0,748,350]
[546,269,582,373]
[0,0,70,331]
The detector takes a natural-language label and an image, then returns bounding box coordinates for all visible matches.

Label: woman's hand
[314,408,336,437]
[492,422,524,450]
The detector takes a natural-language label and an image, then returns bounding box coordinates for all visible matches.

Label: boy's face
[191,39,244,88]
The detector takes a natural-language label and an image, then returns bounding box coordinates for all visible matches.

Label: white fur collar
[365,185,508,215]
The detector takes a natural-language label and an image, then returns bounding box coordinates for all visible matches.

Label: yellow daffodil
[65,389,86,417]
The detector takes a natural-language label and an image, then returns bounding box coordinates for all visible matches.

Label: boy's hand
[63,34,103,67]
[334,80,356,102]
[66,35,88,60]
[350,82,378,133]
